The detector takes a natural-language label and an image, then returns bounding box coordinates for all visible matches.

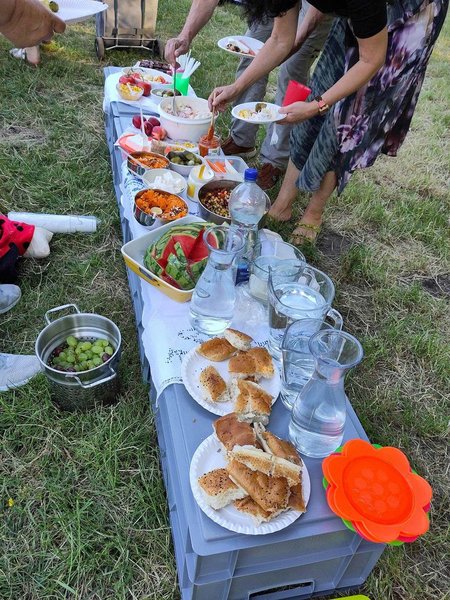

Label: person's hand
[208,84,239,112]
[278,101,318,124]
[0,0,66,47]
[164,36,190,67]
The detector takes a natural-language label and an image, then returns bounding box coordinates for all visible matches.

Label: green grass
[1,2,449,598]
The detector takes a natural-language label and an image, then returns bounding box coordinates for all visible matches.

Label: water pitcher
[289,330,364,458]
[190,226,244,335]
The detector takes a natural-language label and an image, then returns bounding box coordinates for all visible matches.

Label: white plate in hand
[217,36,264,59]
[190,434,311,535]
[56,0,107,24]
[232,102,286,124]
[181,346,280,417]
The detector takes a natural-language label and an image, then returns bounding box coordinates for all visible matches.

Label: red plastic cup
[282,80,312,106]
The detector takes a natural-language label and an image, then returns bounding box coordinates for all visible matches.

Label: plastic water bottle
[228,169,270,284]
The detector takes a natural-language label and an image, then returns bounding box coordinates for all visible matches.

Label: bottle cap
[244,168,258,182]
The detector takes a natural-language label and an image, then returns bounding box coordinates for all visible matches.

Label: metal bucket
[35,304,122,411]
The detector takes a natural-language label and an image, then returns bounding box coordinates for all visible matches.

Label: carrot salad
[136,190,188,221]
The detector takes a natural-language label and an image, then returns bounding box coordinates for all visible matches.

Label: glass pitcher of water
[288,329,364,458]
[280,318,343,410]
[267,264,343,359]
[190,226,244,336]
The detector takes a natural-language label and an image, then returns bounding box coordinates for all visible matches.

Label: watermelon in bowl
[121,216,216,302]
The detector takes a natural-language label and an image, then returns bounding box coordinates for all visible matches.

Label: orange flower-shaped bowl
[323,439,432,544]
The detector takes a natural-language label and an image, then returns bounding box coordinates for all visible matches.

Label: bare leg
[268,159,300,221]
[291,171,337,243]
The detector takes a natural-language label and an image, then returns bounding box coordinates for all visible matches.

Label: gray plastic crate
[155,391,384,589]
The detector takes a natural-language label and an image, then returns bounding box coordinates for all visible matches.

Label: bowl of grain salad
[197,180,239,225]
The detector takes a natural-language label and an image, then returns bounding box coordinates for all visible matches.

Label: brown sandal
[290,223,321,246]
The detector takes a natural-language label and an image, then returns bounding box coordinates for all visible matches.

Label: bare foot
[268,197,295,222]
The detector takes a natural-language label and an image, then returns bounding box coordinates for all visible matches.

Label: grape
[92,345,103,355]
[75,345,83,355]
[66,336,77,347]
[86,360,95,369]
[105,346,114,356]
[66,355,75,364]
[85,351,93,360]
[93,357,102,367]
[102,353,110,363]
[82,342,92,351]
[59,352,67,361]
[78,352,88,362]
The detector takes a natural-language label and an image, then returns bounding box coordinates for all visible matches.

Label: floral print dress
[290,0,448,194]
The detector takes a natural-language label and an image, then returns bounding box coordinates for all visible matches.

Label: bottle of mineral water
[229,169,270,284]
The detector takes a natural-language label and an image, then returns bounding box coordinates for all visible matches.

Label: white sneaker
[0,353,42,391]
[0,285,21,314]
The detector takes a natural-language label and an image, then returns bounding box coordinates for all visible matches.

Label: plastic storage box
[104,68,385,599]
[154,387,385,599]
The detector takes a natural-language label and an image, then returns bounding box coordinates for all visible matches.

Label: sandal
[290,222,322,246]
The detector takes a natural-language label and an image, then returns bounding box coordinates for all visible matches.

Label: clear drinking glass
[268,264,342,359]
[190,226,244,335]
[248,239,305,304]
[280,318,343,410]
[288,330,364,458]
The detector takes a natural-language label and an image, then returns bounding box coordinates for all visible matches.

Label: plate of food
[49,0,108,24]
[181,328,281,418]
[232,102,286,124]
[217,36,264,59]
[190,416,310,534]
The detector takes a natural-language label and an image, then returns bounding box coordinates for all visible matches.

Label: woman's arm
[165,0,220,65]
[280,27,388,123]
[209,3,300,111]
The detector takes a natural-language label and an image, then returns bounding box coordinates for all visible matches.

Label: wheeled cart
[95,0,163,60]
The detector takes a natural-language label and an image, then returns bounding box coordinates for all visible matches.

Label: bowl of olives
[166,150,205,176]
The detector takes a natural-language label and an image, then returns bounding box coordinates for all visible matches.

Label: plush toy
[0,214,53,283]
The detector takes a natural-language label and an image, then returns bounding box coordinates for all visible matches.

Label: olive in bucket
[35,304,122,411]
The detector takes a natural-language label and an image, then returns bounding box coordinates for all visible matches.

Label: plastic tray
[120,215,207,302]
[205,155,249,181]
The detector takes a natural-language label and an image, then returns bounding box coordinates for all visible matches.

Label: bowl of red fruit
[132,115,167,143]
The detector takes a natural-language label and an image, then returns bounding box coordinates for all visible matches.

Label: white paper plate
[181,346,280,417]
[57,0,107,24]
[122,67,173,87]
[232,102,286,124]
[190,434,311,535]
[217,36,264,59]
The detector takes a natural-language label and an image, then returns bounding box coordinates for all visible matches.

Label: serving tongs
[206,92,216,141]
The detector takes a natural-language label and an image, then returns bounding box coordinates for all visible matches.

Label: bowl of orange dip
[134,189,189,226]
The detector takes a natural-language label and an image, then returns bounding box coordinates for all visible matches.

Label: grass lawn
[0,2,449,599]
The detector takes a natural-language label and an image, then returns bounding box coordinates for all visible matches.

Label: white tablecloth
[120,163,279,398]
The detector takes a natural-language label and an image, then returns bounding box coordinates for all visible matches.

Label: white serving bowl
[141,168,187,195]
[150,86,181,106]
[159,97,215,143]
[166,150,205,177]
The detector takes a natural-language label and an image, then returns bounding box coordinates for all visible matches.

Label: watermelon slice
[144,222,217,290]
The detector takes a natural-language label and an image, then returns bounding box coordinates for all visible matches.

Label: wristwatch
[314,95,330,115]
